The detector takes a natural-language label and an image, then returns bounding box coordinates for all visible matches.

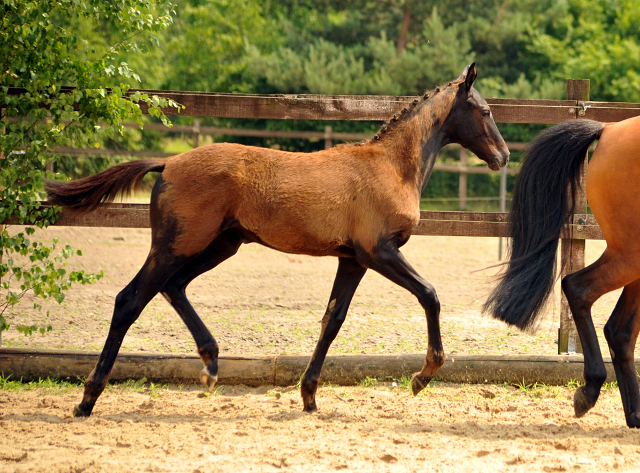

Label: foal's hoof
[573,386,595,418]
[410,373,432,396]
[72,404,91,418]
[200,368,218,392]
[626,412,640,429]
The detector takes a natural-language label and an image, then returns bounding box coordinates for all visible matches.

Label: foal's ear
[458,63,477,92]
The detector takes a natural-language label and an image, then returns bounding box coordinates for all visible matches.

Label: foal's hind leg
[562,250,638,418]
[161,230,243,392]
[301,257,367,412]
[603,279,640,428]
[73,254,187,417]
[356,241,444,396]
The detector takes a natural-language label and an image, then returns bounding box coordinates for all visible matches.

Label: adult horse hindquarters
[46,64,509,417]
[485,115,640,428]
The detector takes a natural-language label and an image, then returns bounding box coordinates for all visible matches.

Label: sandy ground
[2,225,637,473]
[1,382,639,473]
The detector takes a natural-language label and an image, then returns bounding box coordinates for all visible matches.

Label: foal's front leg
[358,241,445,395]
[301,257,367,412]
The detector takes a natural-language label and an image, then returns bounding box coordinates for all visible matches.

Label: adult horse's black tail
[484,119,605,330]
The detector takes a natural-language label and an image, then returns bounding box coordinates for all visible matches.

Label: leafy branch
[0,0,178,337]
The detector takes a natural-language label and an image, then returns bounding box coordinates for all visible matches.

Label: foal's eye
[482,109,491,117]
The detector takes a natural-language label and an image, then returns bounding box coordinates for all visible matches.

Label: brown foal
[46,64,509,416]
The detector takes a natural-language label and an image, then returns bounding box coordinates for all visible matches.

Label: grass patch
[0,374,178,397]
[566,378,583,389]
[0,374,82,393]
[360,376,378,388]
[393,373,413,390]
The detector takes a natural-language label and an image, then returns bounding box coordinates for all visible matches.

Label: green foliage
[2,1,639,311]
[0,232,104,334]
[247,8,474,96]
[161,0,282,93]
[477,74,564,101]
[528,0,640,102]
[0,0,179,336]
[57,125,165,178]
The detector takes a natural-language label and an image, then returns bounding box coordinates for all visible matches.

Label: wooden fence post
[193,119,200,148]
[498,165,507,259]
[459,147,467,210]
[558,79,590,354]
[324,126,332,150]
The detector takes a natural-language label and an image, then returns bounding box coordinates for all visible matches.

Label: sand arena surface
[1,382,639,472]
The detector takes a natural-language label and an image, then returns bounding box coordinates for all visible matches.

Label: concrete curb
[0,348,626,387]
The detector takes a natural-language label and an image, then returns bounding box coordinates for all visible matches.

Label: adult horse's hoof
[72,404,91,418]
[573,386,595,418]
[302,400,318,413]
[200,368,218,392]
[410,373,431,396]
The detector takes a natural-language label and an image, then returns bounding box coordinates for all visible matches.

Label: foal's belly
[241,220,350,257]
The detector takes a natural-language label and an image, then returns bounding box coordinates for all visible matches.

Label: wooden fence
[10,80,640,355]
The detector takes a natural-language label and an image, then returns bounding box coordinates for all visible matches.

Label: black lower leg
[75,276,158,416]
[301,257,366,412]
[562,271,608,418]
[410,288,444,396]
[161,231,242,391]
[74,242,190,417]
[604,282,640,427]
[162,287,220,390]
[360,242,444,396]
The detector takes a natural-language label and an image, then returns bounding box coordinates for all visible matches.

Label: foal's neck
[383,89,457,194]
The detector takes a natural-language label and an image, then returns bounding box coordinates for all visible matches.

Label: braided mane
[371,79,462,142]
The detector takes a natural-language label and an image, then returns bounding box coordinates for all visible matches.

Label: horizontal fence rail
[128,91,640,124]
[7,87,640,123]
[5,204,604,241]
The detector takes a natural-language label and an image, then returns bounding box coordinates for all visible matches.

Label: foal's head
[443,64,510,171]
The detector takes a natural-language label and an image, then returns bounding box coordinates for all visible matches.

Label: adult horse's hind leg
[301,257,367,412]
[604,279,640,428]
[73,253,187,417]
[356,241,444,396]
[562,249,638,419]
[161,230,243,392]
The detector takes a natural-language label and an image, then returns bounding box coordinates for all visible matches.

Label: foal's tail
[45,159,165,213]
[483,119,605,330]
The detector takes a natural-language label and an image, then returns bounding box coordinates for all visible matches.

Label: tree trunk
[396,2,411,57]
